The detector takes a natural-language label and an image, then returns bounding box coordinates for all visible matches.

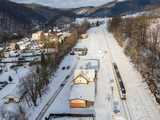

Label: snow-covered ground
[26,54,78,120]
[1,18,159,120]
[41,20,114,120]
[0,65,30,103]
[104,24,160,120]
[39,19,160,120]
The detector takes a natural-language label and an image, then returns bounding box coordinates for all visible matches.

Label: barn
[69,83,95,108]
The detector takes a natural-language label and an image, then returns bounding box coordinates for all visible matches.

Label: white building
[32,31,44,41]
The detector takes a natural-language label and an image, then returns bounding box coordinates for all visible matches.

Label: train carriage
[113,63,126,100]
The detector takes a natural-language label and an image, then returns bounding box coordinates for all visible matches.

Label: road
[35,61,78,120]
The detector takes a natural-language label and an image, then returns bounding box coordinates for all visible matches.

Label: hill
[73,0,160,17]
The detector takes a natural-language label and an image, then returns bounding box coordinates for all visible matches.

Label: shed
[69,83,95,108]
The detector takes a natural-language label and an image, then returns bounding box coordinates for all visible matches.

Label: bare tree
[148,25,160,74]
[21,72,39,106]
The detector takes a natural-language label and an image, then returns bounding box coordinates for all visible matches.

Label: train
[113,63,126,100]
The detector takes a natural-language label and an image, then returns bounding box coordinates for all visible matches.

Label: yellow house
[73,74,90,84]
[73,69,96,84]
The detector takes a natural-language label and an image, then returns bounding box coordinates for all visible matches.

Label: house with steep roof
[73,74,90,84]
[73,69,96,84]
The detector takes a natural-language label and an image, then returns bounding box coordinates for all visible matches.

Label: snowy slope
[11,0,126,8]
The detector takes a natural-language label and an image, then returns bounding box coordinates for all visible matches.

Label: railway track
[121,101,132,120]
[102,27,134,120]
[36,62,77,120]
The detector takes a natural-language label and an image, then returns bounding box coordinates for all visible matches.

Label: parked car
[18,57,25,61]
[62,66,66,70]
[0,81,8,85]
[66,65,70,70]
[70,51,75,55]
[60,83,65,87]
[0,69,3,73]
[0,81,8,90]
[65,75,70,80]
[113,101,120,113]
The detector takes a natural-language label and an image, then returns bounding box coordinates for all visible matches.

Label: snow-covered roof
[3,103,20,114]
[74,69,95,82]
[112,114,126,120]
[76,59,99,71]
[0,47,4,51]
[69,83,95,102]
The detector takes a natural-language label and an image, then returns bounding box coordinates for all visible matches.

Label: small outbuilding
[69,83,95,108]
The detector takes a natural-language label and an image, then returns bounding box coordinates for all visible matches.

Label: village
[0,16,160,120]
[0,19,101,120]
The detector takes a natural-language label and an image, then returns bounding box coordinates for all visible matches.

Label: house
[74,59,99,80]
[4,96,20,104]
[73,47,88,56]
[73,74,90,84]
[73,69,96,84]
[81,34,88,39]
[9,42,16,50]
[32,31,45,41]
[69,83,95,108]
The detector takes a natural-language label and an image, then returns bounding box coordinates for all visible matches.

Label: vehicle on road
[113,101,120,114]
[62,66,66,70]
[0,81,8,90]
[65,75,70,80]
[70,51,75,55]
[66,65,70,70]
[60,83,65,87]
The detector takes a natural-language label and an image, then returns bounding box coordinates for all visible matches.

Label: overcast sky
[11,0,115,8]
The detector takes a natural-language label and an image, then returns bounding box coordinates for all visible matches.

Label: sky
[10,0,116,8]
